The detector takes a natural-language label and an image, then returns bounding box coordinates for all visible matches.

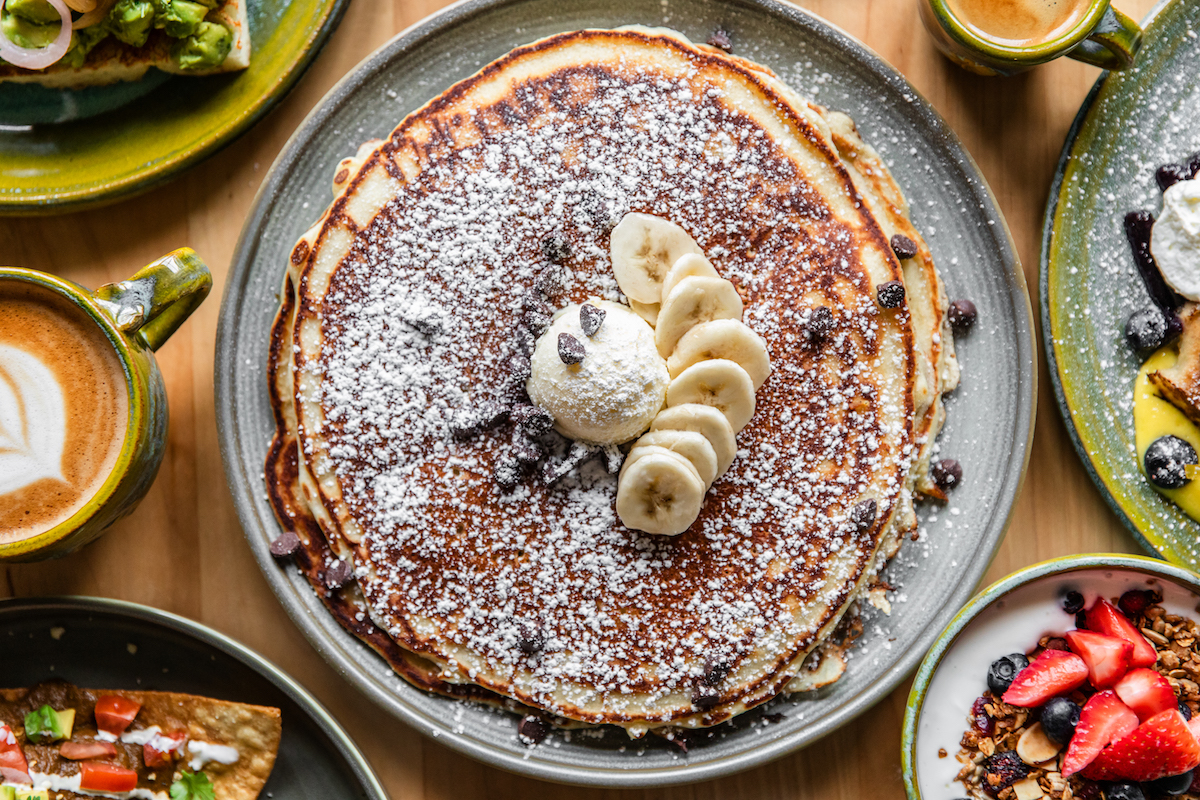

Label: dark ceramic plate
[1042,0,1200,567]
[0,596,387,800]
[216,0,1035,786]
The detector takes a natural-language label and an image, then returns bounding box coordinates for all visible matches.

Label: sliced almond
[1015,722,1062,766]
[1011,777,1044,800]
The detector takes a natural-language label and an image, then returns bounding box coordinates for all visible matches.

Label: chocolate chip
[541,233,570,263]
[324,560,352,589]
[692,682,721,710]
[512,433,544,464]
[876,281,905,308]
[602,444,624,474]
[804,306,835,341]
[707,28,732,51]
[269,531,301,558]
[516,620,546,655]
[541,442,596,485]
[701,659,730,687]
[582,193,619,230]
[762,712,786,724]
[534,264,565,295]
[517,715,549,745]
[450,400,509,440]
[558,332,585,364]
[948,299,978,332]
[889,234,918,260]
[1157,163,1192,192]
[850,499,877,531]
[511,404,553,437]
[522,294,553,333]
[408,308,445,336]
[507,352,532,381]
[513,326,536,357]
[579,303,605,337]
[931,458,963,492]
[493,456,522,490]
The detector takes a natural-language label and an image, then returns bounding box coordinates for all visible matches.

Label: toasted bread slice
[0,0,249,88]
[1149,303,1200,425]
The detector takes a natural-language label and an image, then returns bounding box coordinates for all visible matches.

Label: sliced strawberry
[0,724,30,785]
[1189,714,1200,741]
[1001,649,1089,707]
[1066,629,1134,689]
[1115,668,1178,721]
[1083,709,1200,782]
[1062,690,1140,777]
[1086,598,1159,668]
[60,740,118,760]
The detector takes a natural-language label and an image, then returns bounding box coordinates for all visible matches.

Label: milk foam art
[0,343,67,497]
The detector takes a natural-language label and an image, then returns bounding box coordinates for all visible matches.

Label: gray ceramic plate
[215,0,1035,786]
[1041,0,1200,567]
[0,596,387,800]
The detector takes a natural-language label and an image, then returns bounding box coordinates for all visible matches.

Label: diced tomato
[143,731,187,769]
[1001,649,1089,707]
[93,695,141,736]
[1086,599,1159,668]
[59,740,118,760]
[1083,709,1200,782]
[0,724,30,785]
[1114,668,1178,721]
[1062,690,1140,777]
[79,762,138,793]
[1066,629,1134,689]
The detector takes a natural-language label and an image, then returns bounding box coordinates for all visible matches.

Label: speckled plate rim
[0,0,351,216]
[1040,0,1183,562]
[0,594,390,800]
[900,552,1200,800]
[215,0,1035,786]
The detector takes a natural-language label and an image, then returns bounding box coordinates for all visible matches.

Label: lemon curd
[1134,347,1200,519]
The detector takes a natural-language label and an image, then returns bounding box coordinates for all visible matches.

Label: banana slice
[628,298,660,327]
[628,430,718,488]
[616,451,705,536]
[610,213,703,304]
[667,318,772,390]
[654,276,743,357]
[661,253,719,301]
[666,358,756,432]
[650,403,737,478]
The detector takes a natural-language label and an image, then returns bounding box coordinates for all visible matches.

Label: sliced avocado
[170,19,228,70]
[0,9,59,50]
[104,0,155,47]
[61,25,110,69]
[6,0,58,25]
[153,0,208,38]
[22,705,74,743]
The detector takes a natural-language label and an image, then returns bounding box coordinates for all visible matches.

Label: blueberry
[1145,435,1198,489]
[1126,308,1169,353]
[1104,783,1145,800]
[1041,697,1081,745]
[987,653,1029,696]
[1147,769,1195,796]
[1062,590,1085,615]
[1179,700,1193,721]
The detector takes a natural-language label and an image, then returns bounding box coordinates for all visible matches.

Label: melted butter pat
[1134,347,1200,519]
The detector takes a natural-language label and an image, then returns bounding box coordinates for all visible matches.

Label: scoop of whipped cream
[1152,178,1200,301]
[526,300,668,445]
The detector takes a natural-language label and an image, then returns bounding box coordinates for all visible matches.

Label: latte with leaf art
[0,281,128,542]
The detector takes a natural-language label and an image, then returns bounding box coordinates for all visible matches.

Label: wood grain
[0,0,1158,796]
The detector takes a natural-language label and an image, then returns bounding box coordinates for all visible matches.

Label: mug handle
[92,248,213,352]
[1068,6,1143,71]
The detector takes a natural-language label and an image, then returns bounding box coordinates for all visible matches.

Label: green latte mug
[919,0,1143,76]
[0,248,211,561]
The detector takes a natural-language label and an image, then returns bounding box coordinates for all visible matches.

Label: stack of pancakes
[265,27,959,737]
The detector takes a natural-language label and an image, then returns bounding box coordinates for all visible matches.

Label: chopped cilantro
[169,771,215,800]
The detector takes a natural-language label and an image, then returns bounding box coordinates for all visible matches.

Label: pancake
[268,27,958,734]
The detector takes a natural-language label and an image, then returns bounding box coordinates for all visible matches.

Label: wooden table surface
[0,0,1164,796]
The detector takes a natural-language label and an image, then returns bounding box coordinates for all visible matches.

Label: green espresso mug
[919,0,1143,76]
[0,248,211,561]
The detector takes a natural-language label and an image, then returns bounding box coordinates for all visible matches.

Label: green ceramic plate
[901,554,1200,799]
[0,0,349,215]
[1042,0,1200,567]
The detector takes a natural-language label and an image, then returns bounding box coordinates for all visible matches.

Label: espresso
[0,281,129,543]
[947,0,1090,47]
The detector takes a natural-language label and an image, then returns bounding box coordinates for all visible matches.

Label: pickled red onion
[0,0,73,70]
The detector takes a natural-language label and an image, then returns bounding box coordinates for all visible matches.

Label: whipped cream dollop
[526,300,668,445]
[1152,178,1200,300]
